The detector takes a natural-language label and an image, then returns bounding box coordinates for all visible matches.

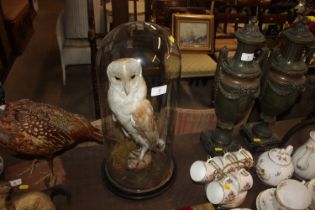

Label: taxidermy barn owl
[107,58,165,170]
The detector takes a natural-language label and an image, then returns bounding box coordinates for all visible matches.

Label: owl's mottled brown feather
[0,99,103,158]
[132,99,159,149]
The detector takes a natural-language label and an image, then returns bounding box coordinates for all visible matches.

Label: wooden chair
[0,3,15,82]
[149,1,217,83]
[105,0,153,28]
[104,0,148,30]
[213,0,255,57]
[152,0,214,27]
[172,13,217,80]
[1,0,34,55]
[0,0,35,82]
[152,0,190,27]
[257,0,294,47]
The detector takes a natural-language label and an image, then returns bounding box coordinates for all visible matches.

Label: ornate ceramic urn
[242,16,315,151]
[201,18,266,155]
[260,17,315,121]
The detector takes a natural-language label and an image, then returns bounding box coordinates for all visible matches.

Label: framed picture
[172,14,214,53]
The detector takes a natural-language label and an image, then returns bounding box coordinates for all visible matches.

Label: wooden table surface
[4,118,315,210]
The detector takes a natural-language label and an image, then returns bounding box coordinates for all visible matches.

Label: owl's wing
[131,99,158,145]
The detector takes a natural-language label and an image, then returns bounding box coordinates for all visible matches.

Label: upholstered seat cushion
[181,53,217,78]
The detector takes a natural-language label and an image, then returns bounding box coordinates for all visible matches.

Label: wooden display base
[4,157,66,193]
[240,122,282,153]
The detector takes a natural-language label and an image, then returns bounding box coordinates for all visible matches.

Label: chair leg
[61,63,66,86]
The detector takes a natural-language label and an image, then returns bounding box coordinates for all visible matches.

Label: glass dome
[96,21,181,199]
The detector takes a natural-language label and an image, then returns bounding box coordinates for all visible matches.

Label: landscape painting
[173,14,214,52]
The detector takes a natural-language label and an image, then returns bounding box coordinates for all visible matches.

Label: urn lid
[268,145,293,166]
[235,17,265,45]
[283,17,315,45]
[276,179,312,209]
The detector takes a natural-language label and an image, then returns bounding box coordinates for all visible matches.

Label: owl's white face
[107,58,143,95]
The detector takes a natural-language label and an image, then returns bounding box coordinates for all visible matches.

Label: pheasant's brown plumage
[0,99,103,186]
[0,99,102,156]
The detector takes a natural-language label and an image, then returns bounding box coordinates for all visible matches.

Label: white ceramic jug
[292,130,315,180]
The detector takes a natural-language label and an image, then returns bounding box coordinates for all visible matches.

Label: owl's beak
[123,82,130,95]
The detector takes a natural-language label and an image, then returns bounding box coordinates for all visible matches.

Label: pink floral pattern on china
[255,145,294,186]
[242,182,251,191]
[227,191,236,201]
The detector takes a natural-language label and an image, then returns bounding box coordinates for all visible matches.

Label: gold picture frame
[172,13,214,53]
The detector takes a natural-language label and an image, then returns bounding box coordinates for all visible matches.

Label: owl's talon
[122,128,130,138]
[128,150,139,159]
[112,114,117,122]
[127,150,152,170]
[157,139,165,152]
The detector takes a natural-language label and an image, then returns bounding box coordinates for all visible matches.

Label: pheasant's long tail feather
[72,116,104,144]
[90,128,104,144]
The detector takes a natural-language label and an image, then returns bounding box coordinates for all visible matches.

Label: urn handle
[254,47,269,66]
[304,45,315,65]
[215,47,229,80]
[218,47,229,63]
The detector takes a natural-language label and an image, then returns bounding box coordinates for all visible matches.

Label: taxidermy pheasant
[0,96,103,187]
